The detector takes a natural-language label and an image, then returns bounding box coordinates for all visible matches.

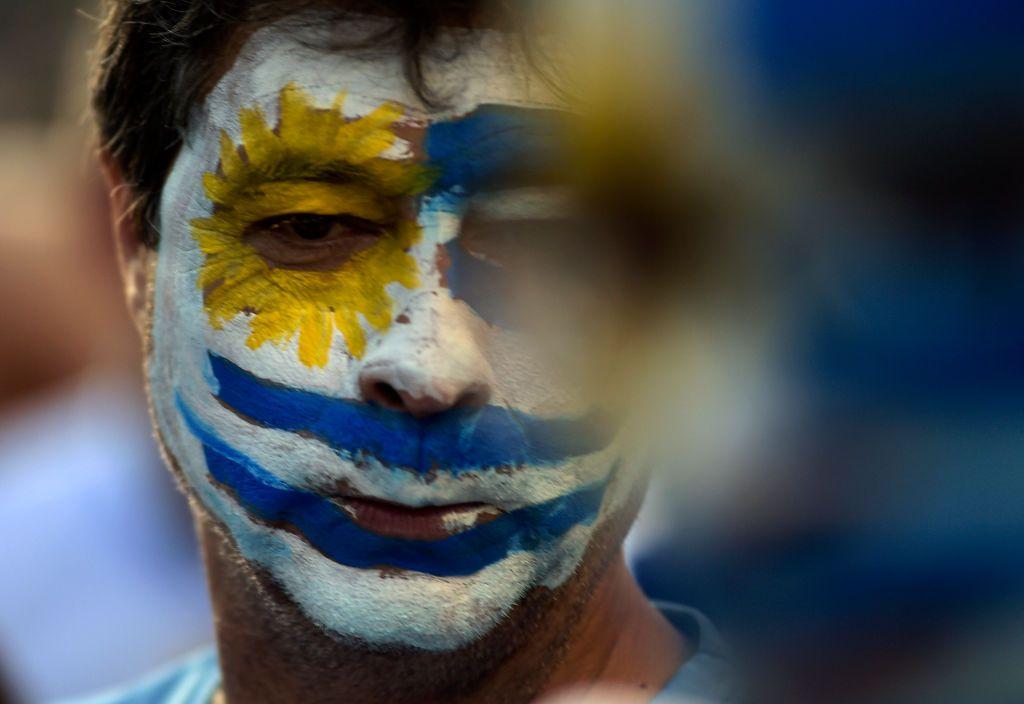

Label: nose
[357,299,493,419]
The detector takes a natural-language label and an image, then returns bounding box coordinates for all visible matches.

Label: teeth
[441,505,500,534]
[338,501,359,520]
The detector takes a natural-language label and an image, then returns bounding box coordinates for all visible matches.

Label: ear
[99,152,154,336]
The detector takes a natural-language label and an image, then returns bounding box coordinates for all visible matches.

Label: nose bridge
[415,189,464,279]
[358,290,493,416]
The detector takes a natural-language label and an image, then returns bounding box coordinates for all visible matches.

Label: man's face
[148,16,643,650]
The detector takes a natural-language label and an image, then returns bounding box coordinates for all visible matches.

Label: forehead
[205,15,565,129]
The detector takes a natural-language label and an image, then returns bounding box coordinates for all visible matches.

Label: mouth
[176,390,612,576]
[334,494,504,541]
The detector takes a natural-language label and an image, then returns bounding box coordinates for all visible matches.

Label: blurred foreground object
[628,1,1024,702]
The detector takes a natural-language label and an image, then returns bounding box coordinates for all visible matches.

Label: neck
[543,556,689,701]
[201,516,686,704]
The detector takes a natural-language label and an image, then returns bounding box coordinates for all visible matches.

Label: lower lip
[336,496,502,541]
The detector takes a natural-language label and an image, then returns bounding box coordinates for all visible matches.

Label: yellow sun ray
[191,83,431,367]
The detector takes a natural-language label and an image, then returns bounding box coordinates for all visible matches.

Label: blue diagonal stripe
[177,394,608,576]
[209,353,614,475]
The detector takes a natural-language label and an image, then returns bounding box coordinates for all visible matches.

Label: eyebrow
[207,85,433,203]
[285,163,386,188]
[229,154,434,204]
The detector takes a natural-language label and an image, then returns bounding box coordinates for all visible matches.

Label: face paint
[194,84,428,365]
[207,353,614,474]
[148,15,641,651]
[424,105,575,328]
[177,393,609,577]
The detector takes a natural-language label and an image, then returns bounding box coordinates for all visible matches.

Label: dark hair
[92,0,487,246]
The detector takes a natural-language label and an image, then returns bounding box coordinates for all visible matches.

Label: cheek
[484,322,625,421]
[441,256,629,406]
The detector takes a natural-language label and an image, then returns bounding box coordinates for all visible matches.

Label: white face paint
[149,15,640,651]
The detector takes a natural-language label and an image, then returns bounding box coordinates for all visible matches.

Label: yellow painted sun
[191,83,430,367]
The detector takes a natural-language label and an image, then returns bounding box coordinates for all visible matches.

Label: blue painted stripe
[423,106,568,324]
[176,394,607,576]
[423,105,566,197]
[209,353,614,475]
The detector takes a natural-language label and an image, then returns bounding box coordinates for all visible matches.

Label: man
[88,1,731,701]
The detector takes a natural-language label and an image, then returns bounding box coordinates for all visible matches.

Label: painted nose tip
[359,373,491,419]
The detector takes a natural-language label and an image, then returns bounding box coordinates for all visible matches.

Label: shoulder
[653,603,736,703]
[63,649,220,704]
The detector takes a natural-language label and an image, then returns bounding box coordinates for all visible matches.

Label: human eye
[245,213,387,269]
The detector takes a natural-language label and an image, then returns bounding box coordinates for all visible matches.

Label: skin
[102,13,686,704]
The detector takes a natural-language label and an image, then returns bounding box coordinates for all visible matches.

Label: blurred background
[0,1,211,702]
[1,0,1022,702]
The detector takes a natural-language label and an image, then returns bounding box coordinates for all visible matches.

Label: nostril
[455,384,491,410]
[371,381,405,411]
